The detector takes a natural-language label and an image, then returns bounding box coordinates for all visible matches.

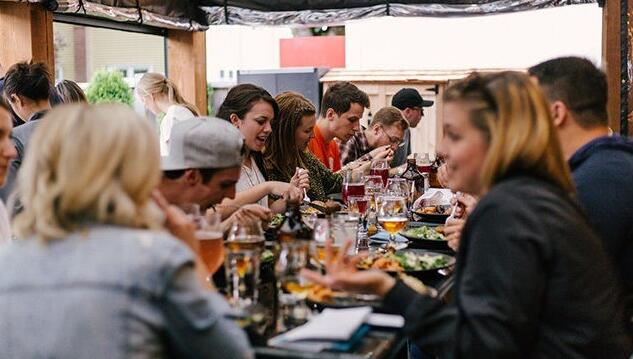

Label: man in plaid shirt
[339,106,408,165]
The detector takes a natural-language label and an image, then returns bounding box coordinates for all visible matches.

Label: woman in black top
[303,72,632,357]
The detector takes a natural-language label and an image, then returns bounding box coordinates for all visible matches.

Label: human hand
[291,167,310,190]
[437,163,450,188]
[233,204,272,223]
[369,145,392,160]
[152,190,198,252]
[300,239,396,297]
[450,192,478,218]
[444,217,465,252]
[283,185,304,205]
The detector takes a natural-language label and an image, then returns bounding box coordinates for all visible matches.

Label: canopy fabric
[0,0,597,30]
[202,0,595,26]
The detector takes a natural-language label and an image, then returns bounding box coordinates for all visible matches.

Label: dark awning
[201,1,597,26]
[0,0,597,31]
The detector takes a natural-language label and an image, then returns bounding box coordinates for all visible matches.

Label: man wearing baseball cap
[391,88,434,166]
[159,117,250,210]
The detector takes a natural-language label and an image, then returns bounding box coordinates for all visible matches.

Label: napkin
[370,231,408,243]
[268,307,372,352]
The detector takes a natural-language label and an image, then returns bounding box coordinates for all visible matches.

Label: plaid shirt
[339,128,374,165]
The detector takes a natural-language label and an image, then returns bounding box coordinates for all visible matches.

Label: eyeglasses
[380,127,404,147]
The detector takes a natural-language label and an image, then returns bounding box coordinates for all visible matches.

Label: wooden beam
[0,2,54,76]
[629,0,633,136]
[603,0,622,134]
[166,30,208,116]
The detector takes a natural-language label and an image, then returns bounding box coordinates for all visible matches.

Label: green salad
[269,214,284,228]
[261,250,274,263]
[397,252,449,271]
[401,226,446,241]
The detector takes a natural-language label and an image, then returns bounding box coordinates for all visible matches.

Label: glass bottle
[399,158,425,205]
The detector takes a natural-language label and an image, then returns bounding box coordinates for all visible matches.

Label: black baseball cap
[391,88,434,110]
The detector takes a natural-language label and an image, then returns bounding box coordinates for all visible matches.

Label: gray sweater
[0,225,253,358]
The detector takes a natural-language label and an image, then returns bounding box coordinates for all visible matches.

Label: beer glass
[377,195,408,249]
[196,212,224,275]
[224,219,265,309]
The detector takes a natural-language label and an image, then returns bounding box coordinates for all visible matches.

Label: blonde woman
[137,73,199,155]
[303,72,632,357]
[0,98,17,243]
[0,104,252,358]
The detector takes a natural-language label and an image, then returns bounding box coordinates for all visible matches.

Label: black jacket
[383,175,632,358]
[568,135,633,325]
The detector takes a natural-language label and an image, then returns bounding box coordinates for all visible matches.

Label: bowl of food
[412,205,451,223]
[357,247,454,280]
[400,225,450,250]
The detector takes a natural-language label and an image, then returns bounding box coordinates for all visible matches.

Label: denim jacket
[0,225,253,358]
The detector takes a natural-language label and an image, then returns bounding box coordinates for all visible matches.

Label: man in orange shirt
[308,82,370,171]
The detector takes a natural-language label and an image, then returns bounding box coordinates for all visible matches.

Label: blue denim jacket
[0,225,253,358]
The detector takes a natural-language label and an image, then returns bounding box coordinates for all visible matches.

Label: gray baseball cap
[161,117,244,171]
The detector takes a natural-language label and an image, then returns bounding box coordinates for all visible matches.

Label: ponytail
[164,78,200,116]
[137,73,200,116]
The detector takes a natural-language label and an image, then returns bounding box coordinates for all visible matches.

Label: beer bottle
[277,204,313,242]
[399,158,425,204]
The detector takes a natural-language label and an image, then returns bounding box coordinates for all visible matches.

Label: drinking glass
[369,158,390,186]
[276,227,313,329]
[386,178,409,197]
[414,153,433,174]
[377,195,408,249]
[179,203,201,221]
[224,219,265,310]
[347,195,370,221]
[364,175,384,212]
[330,213,357,255]
[310,219,331,269]
[342,170,365,205]
[197,212,224,275]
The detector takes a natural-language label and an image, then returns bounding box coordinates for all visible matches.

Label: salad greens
[401,226,446,241]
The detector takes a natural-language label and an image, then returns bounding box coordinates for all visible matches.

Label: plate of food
[412,205,451,224]
[400,225,450,250]
[358,247,454,280]
[306,285,383,310]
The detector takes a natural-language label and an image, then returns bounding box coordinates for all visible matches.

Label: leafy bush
[85,70,133,106]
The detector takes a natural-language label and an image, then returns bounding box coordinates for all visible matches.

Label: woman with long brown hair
[303,72,632,357]
[265,91,342,201]
[216,84,305,214]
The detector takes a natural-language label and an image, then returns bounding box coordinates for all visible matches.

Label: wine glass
[347,195,369,221]
[377,195,408,250]
[342,170,365,205]
[224,219,265,310]
[370,158,390,186]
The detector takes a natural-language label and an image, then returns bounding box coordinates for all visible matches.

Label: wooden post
[629,0,633,136]
[167,30,208,116]
[0,2,54,76]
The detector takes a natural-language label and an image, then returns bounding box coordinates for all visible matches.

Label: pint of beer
[197,230,224,274]
[196,212,224,274]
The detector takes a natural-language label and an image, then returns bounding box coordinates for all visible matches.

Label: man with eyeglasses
[339,106,408,165]
[391,88,434,167]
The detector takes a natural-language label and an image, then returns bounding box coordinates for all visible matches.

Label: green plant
[207,83,214,116]
[85,70,133,106]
